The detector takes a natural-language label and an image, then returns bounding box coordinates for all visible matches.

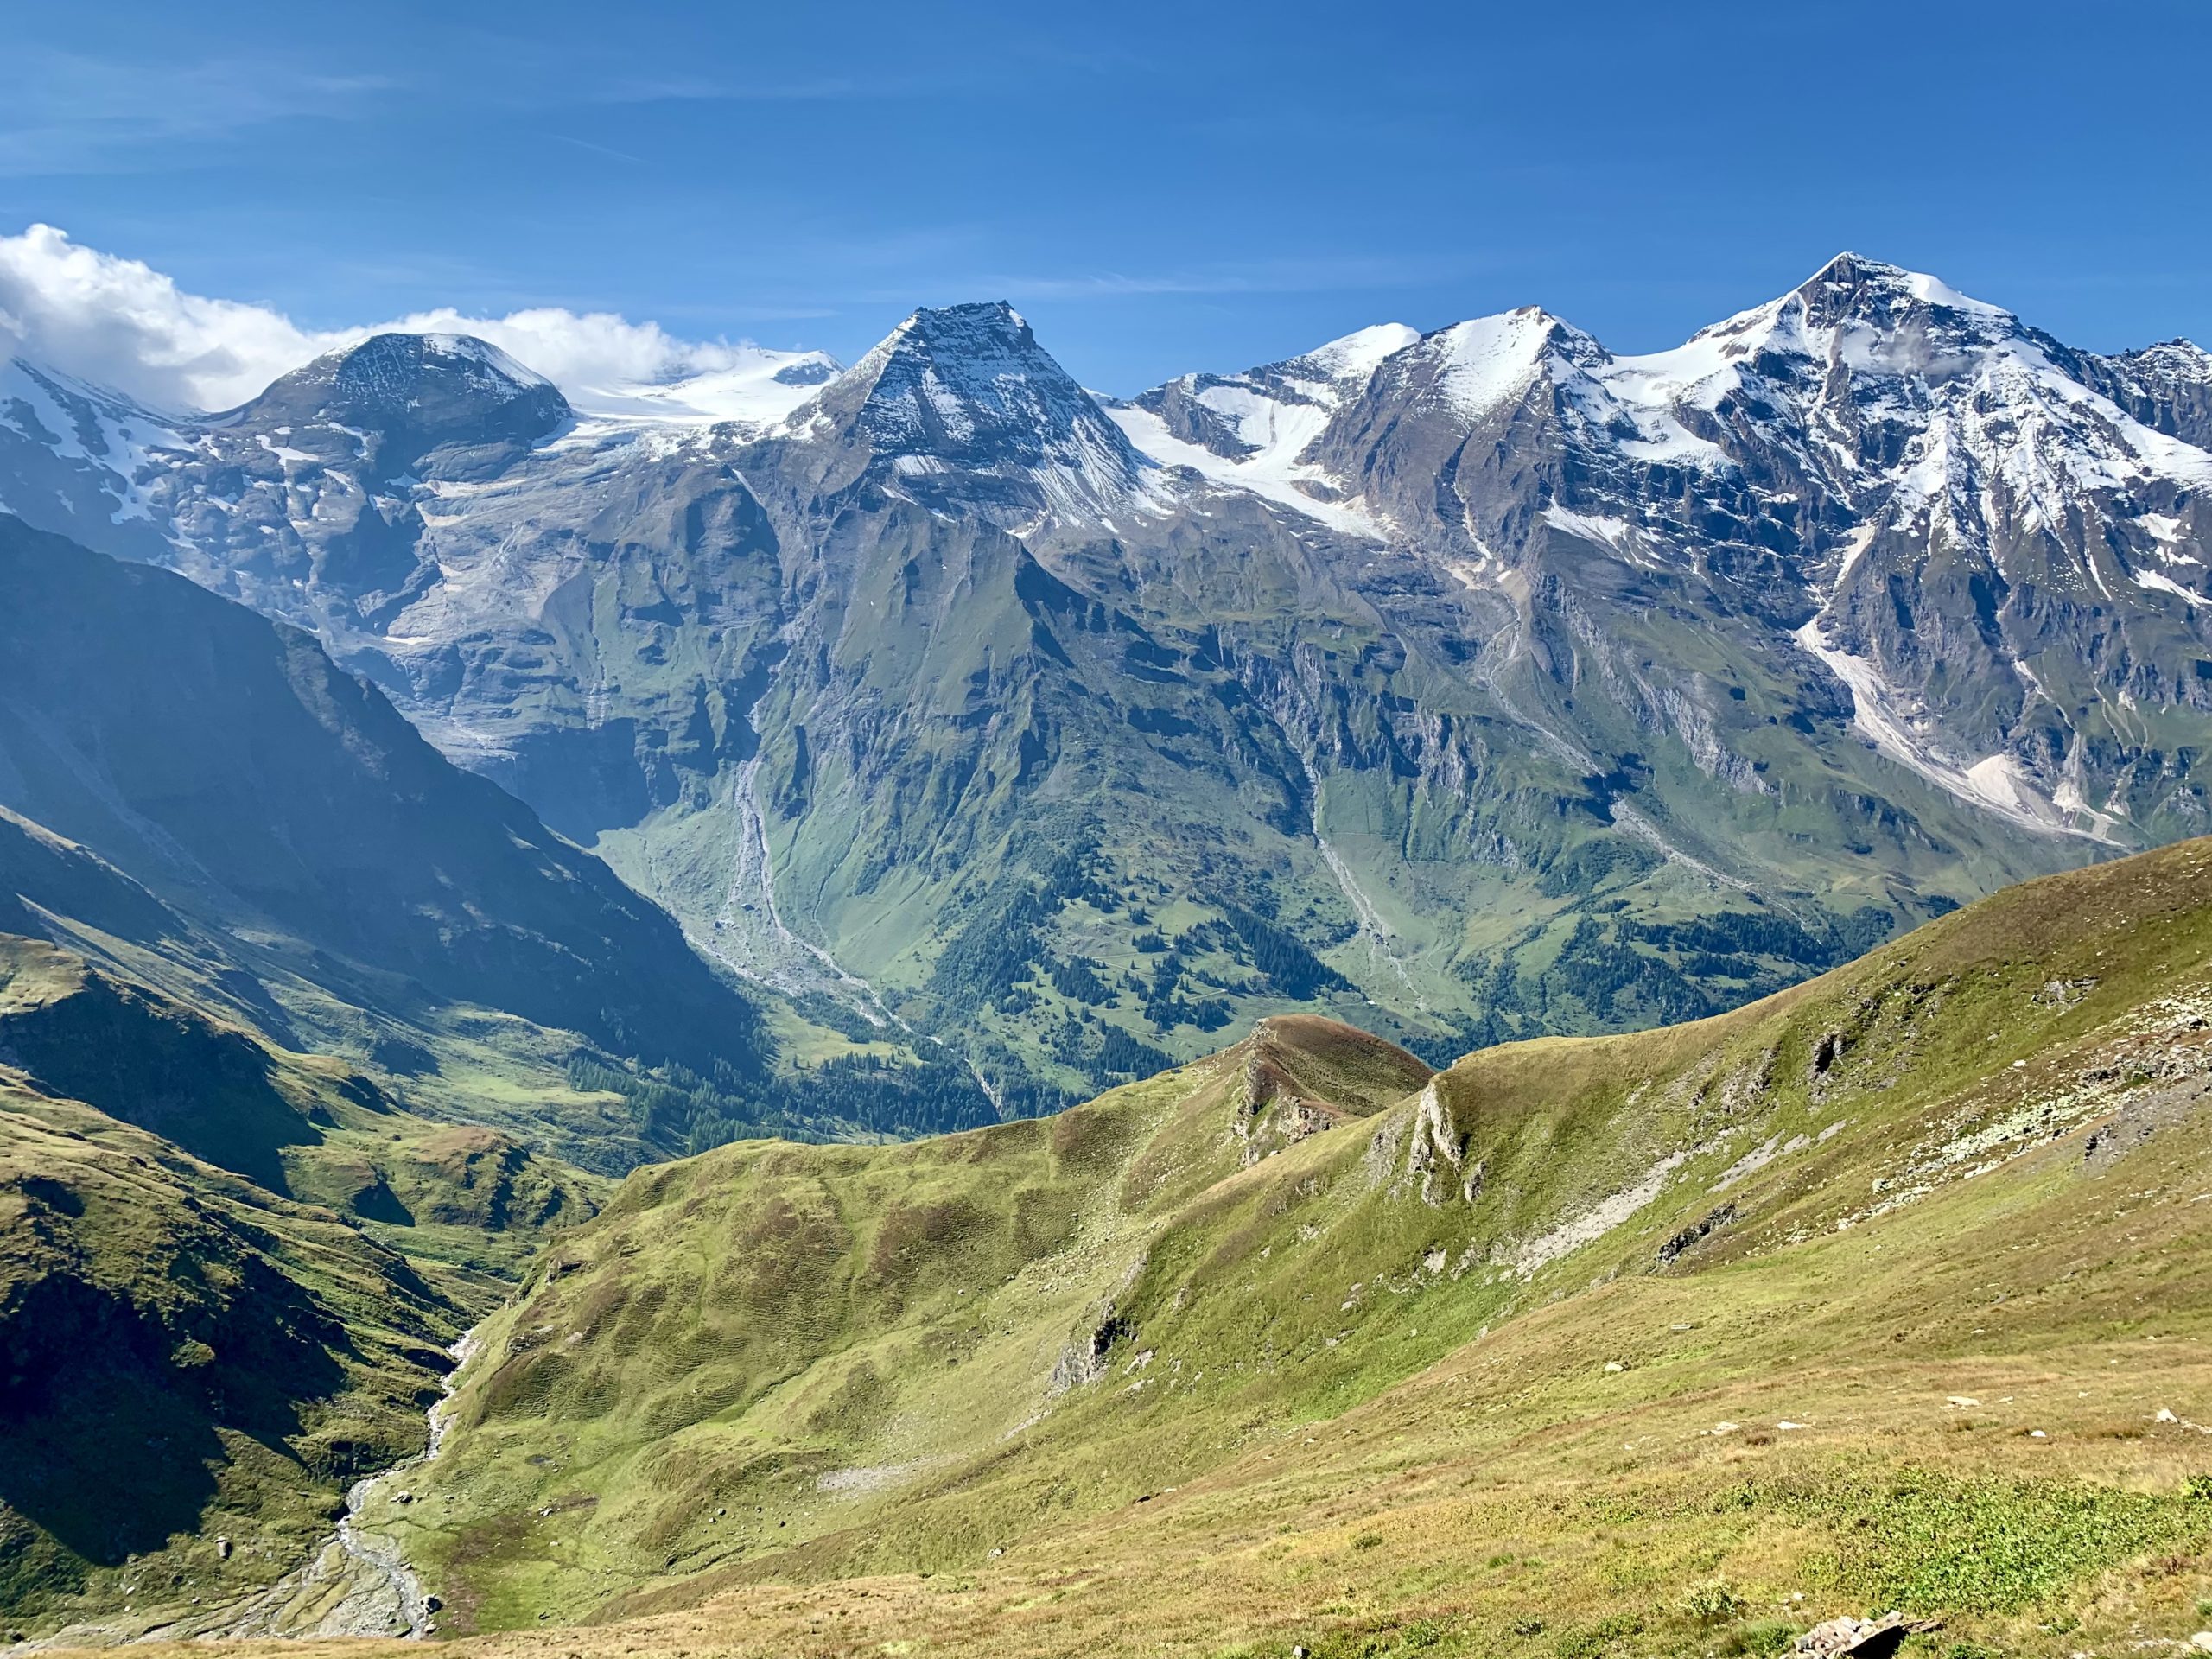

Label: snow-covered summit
[815,302,1122,454]
[1287,321,1421,384]
[231,332,573,478]
[1113,302,1725,537]
[248,331,557,412]
[791,301,1156,524]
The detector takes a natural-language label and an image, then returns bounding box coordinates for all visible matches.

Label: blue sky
[3,0,2207,394]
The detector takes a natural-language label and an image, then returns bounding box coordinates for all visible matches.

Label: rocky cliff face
[3,257,2208,1103]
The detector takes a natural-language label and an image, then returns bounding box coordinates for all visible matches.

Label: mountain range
[5,250,2212,1654]
[7,253,2208,1111]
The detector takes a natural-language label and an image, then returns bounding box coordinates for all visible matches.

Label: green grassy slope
[0,927,607,1299]
[362,838,2212,1657]
[0,928,607,1630]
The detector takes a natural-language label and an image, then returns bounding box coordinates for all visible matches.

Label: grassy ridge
[308,837,2212,1658]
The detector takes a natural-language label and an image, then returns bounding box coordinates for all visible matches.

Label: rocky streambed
[3,1329,480,1651]
[214,1326,480,1640]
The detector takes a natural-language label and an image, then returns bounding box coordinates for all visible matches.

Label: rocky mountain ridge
[1120,257,2212,836]
[3,254,2209,1103]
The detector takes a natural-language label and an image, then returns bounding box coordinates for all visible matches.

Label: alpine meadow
[5,6,2212,1656]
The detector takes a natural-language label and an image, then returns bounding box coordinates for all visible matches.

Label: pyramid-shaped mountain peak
[805,299,1142,490]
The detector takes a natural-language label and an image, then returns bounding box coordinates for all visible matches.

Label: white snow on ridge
[1431,310,1553,420]
[568,346,840,427]
[1902,268,2011,318]
[1,357,186,462]
[255,432,316,465]
[1105,401,1382,538]
[1117,321,1420,504]
[1792,616,2117,842]
[1873,345,2212,549]
[1827,522,1882,593]
[1539,505,1635,550]
[1107,321,1424,537]
[1571,365,1730,467]
[418,333,556,390]
[1026,415,1176,528]
[0,354,190,524]
[1189,379,1332,462]
[1427,307,1730,469]
[1618,257,2212,528]
[2133,567,2212,610]
[1299,321,1420,379]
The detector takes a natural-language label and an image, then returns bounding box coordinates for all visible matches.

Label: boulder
[1794,1612,1942,1656]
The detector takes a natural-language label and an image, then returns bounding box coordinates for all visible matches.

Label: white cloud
[0,223,799,414]
[0,225,346,411]
[374,303,770,408]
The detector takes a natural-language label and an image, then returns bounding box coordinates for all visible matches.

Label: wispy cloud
[861,252,1484,306]
[544,132,649,166]
[0,48,392,176]
[588,73,880,104]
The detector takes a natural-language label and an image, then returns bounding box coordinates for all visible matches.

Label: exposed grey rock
[2081,1077,2212,1176]
[5,257,2212,1103]
[1793,1611,1942,1656]
[1657,1202,1736,1264]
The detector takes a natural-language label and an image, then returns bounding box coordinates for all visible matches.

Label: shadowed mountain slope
[0,922,612,1629]
[0,515,764,1079]
[0,516,806,1167]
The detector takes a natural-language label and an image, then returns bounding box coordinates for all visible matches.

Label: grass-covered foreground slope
[297,836,2212,1659]
[0,929,605,1300]
[0,929,605,1633]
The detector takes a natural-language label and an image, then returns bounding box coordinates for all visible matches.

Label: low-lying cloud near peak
[0,224,792,413]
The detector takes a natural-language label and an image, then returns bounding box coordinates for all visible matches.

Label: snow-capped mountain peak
[1797,251,2009,321]
[1115,301,1736,545]
[246,331,558,414]
[822,301,1115,453]
[7,257,2212,867]
[1100,257,2212,842]
[1421,307,1597,419]
[1285,321,1421,383]
[230,331,573,480]
[789,301,1156,525]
